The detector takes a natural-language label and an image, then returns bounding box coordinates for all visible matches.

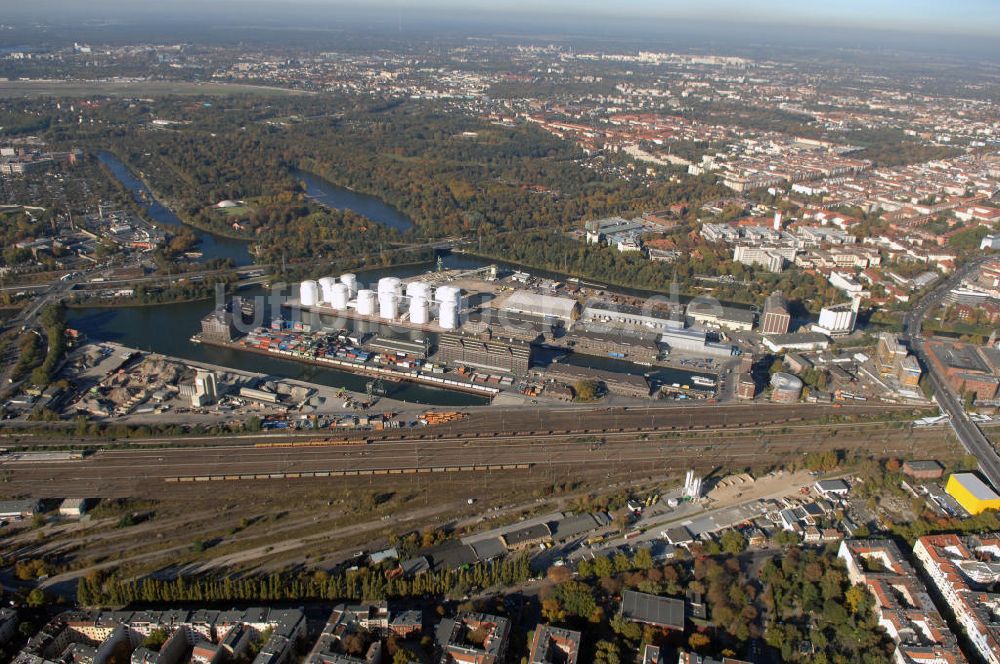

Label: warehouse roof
[950,473,1000,501]
[685,302,756,325]
[500,290,580,321]
[619,590,685,629]
[502,523,551,546]
[470,537,507,561]
[904,460,944,472]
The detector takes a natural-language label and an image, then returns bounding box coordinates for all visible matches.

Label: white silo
[378,277,402,297]
[356,289,377,316]
[329,282,350,310]
[439,301,459,329]
[299,280,319,307]
[340,273,358,297]
[406,281,433,301]
[318,277,337,305]
[434,284,456,304]
[379,292,399,320]
[435,285,462,309]
[409,296,430,325]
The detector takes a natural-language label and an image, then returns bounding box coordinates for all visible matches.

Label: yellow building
[945,473,1000,515]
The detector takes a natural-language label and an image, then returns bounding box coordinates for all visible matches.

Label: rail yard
[0,403,956,497]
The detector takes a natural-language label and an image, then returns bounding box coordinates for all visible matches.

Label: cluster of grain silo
[770,372,804,403]
[297,275,463,329]
[301,274,365,311]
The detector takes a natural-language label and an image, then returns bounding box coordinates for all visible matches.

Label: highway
[901,255,1000,489]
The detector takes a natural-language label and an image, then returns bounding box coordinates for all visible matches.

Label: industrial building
[811,299,859,336]
[760,292,791,335]
[436,329,533,375]
[200,307,238,342]
[875,333,922,387]
[660,327,737,357]
[924,341,1000,401]
[685,301,755,332]
[369,336,429,360]
[945,473,1000,515]
[736,374,756,399]
[58,498,91,517]
[762,332,830,352]
[618,591,685,630]
[537,364,651,399]
[0,499,39,519]
[902,460,944,480]
[499,290,580,325]
[770,372,803,403]
[567,328,661,363]
[298,276,462,330]
[579,301,682,335]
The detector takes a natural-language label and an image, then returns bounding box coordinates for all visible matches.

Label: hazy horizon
[1,0,998,51]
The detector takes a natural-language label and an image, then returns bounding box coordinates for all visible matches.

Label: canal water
[99,153,422,264]
[97,151,256,267]
[293,170,415,234]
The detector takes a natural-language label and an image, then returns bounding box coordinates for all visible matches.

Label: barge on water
[192,325,501,398]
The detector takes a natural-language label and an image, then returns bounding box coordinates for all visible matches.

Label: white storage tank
[770,372,804,404]
[356,289,377,316]
[379,293,399,320]
[299,280,319,307]
[340,273,358,297]
[409,296,430,325]
[318,277,338,305]
[406,281,433,301]
[439,301,459,329]
[329,282,350,310]
[434,284,458,303]
[378,277,402,297]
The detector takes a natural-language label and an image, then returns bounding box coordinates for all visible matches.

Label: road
[901,255,1000,489]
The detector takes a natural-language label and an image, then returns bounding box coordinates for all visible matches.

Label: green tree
[720,529,746,555]
[26,588,46,608]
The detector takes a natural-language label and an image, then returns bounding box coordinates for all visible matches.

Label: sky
[3,0,999,40]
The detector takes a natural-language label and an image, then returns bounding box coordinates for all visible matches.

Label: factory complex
[196,267,746,403]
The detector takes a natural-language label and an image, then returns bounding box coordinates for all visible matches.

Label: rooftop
[619,590,685,629]
[950,473,1000,501]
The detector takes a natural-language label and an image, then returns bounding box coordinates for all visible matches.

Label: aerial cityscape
[0,1,999,663]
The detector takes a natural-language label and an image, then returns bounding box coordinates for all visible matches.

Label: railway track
[0,404,923,452]
[0,421,957,495]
